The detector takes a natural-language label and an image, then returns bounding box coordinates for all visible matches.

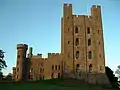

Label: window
[17,55,20,58]
[88,39,91,46]
[30,75,33,80]
[52,65,54,70]
[88,51,92,59]
[87,27,90,34]
[68,28,69,31]
[51,73,54,78]
[76,51,79,59]
[58,73,60,78]
[42,76,44,80]
[55,65,57,70]
[76,64,80,68]
[99,42,100,44]
[98,30,99,33]
[76,38,79,46]
[76,64,80,73]
[89,64,92,73]
[75,27,78,33]
[17,75,18,79]
[40,75,42,80]
[68,41,70,44]
[40,68,43,73]
[58,65,60,70]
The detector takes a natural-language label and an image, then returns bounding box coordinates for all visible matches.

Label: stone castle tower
[12,4,110,85]
[61,3,105,76]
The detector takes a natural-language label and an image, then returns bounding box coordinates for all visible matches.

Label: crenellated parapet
[37,53,42,58]
[17,44,28,50]
[92,5,101,8]
[48,53,60,58]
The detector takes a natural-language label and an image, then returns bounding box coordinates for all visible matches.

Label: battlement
[48,53,60,58]
[42,58,48,60]
[73,15,90,18]
[37,53,42,58]
[92,5,101,8]
[12,67,16,70]
[64,3,72,7]
[17,44,28,50]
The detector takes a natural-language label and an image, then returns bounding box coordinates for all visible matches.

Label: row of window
[75,64,92,73]
[29,67,44,73]
[51,73,60,78]
[74,27,91,34]
[68,38,91,46]
[52,65,60,70]
[75,51,92,59]
[75,27,100,34]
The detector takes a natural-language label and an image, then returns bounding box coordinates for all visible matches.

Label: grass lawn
[0,79,114,90]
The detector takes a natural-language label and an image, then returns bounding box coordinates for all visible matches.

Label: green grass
[0,79,114,90]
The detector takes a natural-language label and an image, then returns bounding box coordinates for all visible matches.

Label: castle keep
[12,4,109,85]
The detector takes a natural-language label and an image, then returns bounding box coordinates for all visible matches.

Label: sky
[0,0,120,75]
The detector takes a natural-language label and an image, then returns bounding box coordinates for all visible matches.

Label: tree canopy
[105,66,119,88]
[0,49,7,72]
[115,65,120,81]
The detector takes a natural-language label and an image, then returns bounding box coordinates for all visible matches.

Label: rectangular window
[17,75,18,79]
[88,51,92,59]
[58,65,60,70]
[88,39,91,46]
[52,65,54,70]
[68,41,70,44]
[87,27,90,34]
[17,55,20,58]
[55,65,57,70]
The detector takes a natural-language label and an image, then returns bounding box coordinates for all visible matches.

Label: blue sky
[0,0,120,75]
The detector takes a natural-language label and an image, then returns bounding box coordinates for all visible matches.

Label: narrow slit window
[88,51,92,59]
[76,51,79,59]
[89,64,92,73]
[87,27,90,34]
[75,27,78,33]
[88,39,91,46]
[76,38,79,46]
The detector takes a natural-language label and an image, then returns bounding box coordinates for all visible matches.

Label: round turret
[16,44,28,81]
[17,44,28,50]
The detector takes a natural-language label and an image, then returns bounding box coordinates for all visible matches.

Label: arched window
[76,38,79,46]
[76,51,79,59]
[88,39,91,46]
[75,27,78,33]
[89,64,92,73]
[88,51,92,59]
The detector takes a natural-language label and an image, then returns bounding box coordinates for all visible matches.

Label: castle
[12,4,110,85]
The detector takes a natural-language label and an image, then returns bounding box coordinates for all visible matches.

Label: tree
[115,65,120,81]
[105,66,119,88]
[0,50,7,75]
[5,73,12,81]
